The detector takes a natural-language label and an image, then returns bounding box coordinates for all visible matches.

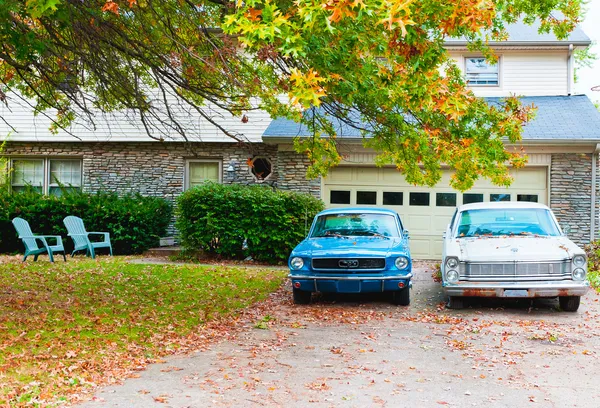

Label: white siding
[0,94,272,143]
[449,50,569,97]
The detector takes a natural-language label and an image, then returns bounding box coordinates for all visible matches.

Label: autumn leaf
[102,0,119,15]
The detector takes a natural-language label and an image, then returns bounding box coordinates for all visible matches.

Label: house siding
[449,50,569,97]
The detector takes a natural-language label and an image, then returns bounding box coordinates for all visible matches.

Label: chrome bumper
[443,280,589,298]
[289,273,413,281]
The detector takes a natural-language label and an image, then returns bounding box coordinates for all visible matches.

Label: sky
[574,0,600,103]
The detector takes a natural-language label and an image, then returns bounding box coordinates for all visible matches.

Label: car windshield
[311,213,399,238]
[455,208,561,238]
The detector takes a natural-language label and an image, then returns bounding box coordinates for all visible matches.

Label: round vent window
[250,157,272,180]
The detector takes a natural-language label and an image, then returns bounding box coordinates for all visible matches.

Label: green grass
[0,257,286,406]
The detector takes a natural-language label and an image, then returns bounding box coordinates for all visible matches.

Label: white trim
[184,159,222,190]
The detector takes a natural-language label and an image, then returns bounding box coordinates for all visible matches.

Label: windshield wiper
[368,232,390,239]
[322,230,349,239]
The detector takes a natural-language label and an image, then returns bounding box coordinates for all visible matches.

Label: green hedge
[176,183,324,262]
[0,188,172,255]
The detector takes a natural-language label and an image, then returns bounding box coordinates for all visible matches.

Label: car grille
[461,261,571,282]
[312,258,386,271]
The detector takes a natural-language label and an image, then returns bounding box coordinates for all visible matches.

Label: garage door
[323,167,548,259]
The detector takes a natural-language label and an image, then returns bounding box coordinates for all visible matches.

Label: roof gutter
[443,40,591,47]
[567,44,574,96]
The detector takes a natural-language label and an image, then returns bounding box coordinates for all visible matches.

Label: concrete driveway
[79,262,600,407]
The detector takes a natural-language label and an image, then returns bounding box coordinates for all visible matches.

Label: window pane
[436,193,457,207]
[463,193,484,204]
[356,191,376,205]
[330,190,350,204]
[466,57,498,85]
[49,160,81,187]
[189,162,220,187]
[518,194,538,203]
[49,186,80,196]
[383,192,403,205]
[12,159,44,188]
[12,185,42,194]
[409,192,430,206]
[490,193,510,202]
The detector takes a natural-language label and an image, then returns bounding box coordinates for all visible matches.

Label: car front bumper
[289,273,413,293]
[443,280,590,298]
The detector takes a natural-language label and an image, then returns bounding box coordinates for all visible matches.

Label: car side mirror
[442,232,446,239]
[562,225,571,236]
[402,230,410,239]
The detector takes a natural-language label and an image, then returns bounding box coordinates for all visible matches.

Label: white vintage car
[442,202,589,311]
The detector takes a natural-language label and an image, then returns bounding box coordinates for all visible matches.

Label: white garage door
[323,167,548,259]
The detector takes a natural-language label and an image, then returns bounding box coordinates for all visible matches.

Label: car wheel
[559,296,580,312]
[293,289,312,305]
[447,296,464,309]
[391,288,410,306]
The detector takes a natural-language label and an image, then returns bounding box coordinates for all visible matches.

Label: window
[436,193,457,207]
[356,191,377,205]
[12,159,44,193]
[250,157,272,181]
[463,193,484,204]
[11,158,82,195]
[49,160,82,196]
[330,190,351,204]
[465,57,499,86]
[490,193,510,202]
[187,160,221,189]
[409,192,430,206]
[518,194,538,203]
[383,192,403,206]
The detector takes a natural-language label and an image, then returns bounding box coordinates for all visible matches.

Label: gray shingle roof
[445,20,591,46]
[262,95,600,141]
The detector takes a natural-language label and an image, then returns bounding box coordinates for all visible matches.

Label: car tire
[293,289,312,305]
[447,296,464,309]
[559,296,580,312]
[391,288,410,306]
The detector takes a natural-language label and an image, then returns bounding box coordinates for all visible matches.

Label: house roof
[444,20,591,46]
[262,95,600,142]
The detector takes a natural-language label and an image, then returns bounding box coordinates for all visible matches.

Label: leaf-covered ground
[0,256,286,406]
[79,262,600,407]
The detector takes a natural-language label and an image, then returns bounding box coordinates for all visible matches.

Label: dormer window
[465,57,499,86]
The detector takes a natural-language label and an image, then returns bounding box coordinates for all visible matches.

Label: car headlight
[446,270,459,283]
[445,257,459,270]
[572,268,586,281]
[395,256,409,270]
[290,257,304,270]
[573,255,586,268]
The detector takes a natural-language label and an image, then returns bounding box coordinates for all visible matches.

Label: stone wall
[275,150,321,199]
[550,153,594,245]
[2,142,321,236]
[3,141,281,200]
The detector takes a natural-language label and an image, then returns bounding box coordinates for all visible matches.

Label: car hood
[292,237,408,257]
[455,236,582,262]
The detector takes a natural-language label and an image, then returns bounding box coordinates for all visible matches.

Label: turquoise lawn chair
[11,217,67,262]
[63,216,113,259]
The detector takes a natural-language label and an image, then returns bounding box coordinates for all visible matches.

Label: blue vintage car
[288,207,412,305]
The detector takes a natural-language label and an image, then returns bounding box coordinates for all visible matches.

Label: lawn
[0,257,287,406]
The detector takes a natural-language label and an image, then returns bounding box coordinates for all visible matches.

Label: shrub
[585,242,600,291]
[0,188,172,255]
[176,183,324,262]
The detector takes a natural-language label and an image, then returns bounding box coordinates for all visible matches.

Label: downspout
[567,44,574,95]
[591,143,600,243]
